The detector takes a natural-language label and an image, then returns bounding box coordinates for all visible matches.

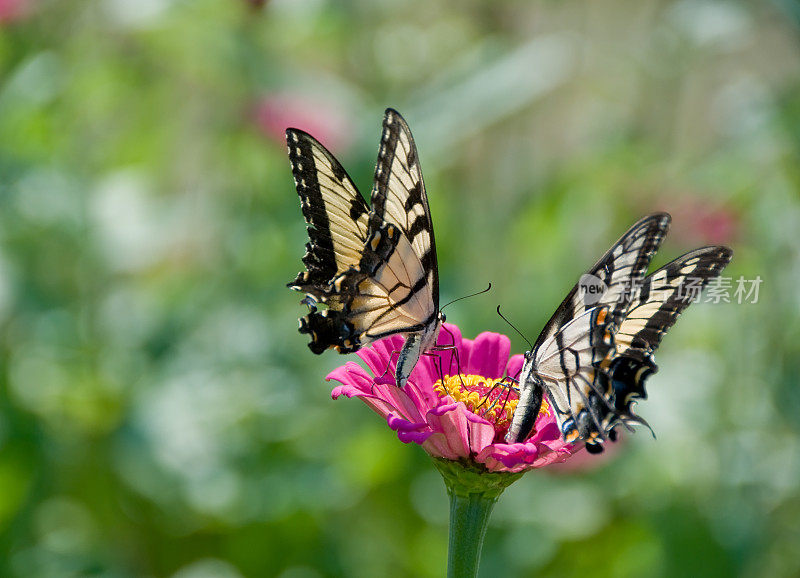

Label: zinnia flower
[329,322,580,472]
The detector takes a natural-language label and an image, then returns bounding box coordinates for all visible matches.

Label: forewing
[286,129,370,294]
[369,108,438,311]
[614,245,733,361]
[533,213,671,349]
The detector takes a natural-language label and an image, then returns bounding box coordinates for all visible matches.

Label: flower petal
[505,353,525,380]
[476,442,541,472]
[462,332,510,379]
[356,335,404,379]
[329,362,425,423]
[422,402,497,459]
[387,413,434,445]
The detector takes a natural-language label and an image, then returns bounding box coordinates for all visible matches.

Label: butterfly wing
[600,245,734,439]
[365,107,439,328]
[286,129,370,294]
[614,246,733,360]
[288,110,441,372]
[509,215,732,452]
[550,245,732,452]
[507,306,614,444]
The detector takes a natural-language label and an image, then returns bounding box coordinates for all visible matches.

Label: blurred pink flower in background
[0,0,33,23]
[663,197,739,246]
[329,324,581,473]
[253,92,354,153]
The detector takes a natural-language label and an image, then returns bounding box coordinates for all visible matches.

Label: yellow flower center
[433,374,540,429]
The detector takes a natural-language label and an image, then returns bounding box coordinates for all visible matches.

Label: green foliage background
[0,1,798,576]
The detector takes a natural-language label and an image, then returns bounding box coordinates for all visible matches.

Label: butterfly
[286,108,443,388]
[505,213,732,453]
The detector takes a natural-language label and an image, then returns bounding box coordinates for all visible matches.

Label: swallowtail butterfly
[505,213,732,453]
[287,108,442,388]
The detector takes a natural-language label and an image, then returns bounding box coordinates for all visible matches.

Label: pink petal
[437,323,463,350]
[387,413,434,445]
[422,432,463,460]
[476,443,541,472]
[463,332,511,379]
[505,353,525,380]
[329,362,378,395]
[356,335,404,379]
[423,402,497,459]
[424,403,471,458]
[329,363,425,423]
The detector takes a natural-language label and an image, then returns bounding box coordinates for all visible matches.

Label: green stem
[433,459,523,578]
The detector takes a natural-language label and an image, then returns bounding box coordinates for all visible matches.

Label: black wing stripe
[616,246,733,360]
[287,129,370,289]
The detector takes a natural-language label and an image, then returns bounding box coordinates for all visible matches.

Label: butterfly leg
[432,324,468,387]
[428,343,468,389]
[422,350,448,393]
[373,347,402,391]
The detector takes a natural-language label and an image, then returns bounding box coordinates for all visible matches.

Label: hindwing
[508,307,615,446]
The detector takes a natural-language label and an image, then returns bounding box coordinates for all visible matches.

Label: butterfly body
[287,109,441,388]
[508,305,615,447]
[394,314,443,388]
[505,214,732,453]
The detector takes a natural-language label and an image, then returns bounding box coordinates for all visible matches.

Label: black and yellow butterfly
[505,213,732,452]
[286,109,442,388]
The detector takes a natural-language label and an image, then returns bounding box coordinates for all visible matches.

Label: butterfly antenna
[495,306,533,350]
[440,283,492,312]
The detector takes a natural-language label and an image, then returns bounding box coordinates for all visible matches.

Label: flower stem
[433,459,523,578]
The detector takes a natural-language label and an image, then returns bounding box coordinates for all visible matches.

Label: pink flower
[252,92,353,152]
[662,197,739,246]
[0,0,33,23]
[329,323,581,473]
